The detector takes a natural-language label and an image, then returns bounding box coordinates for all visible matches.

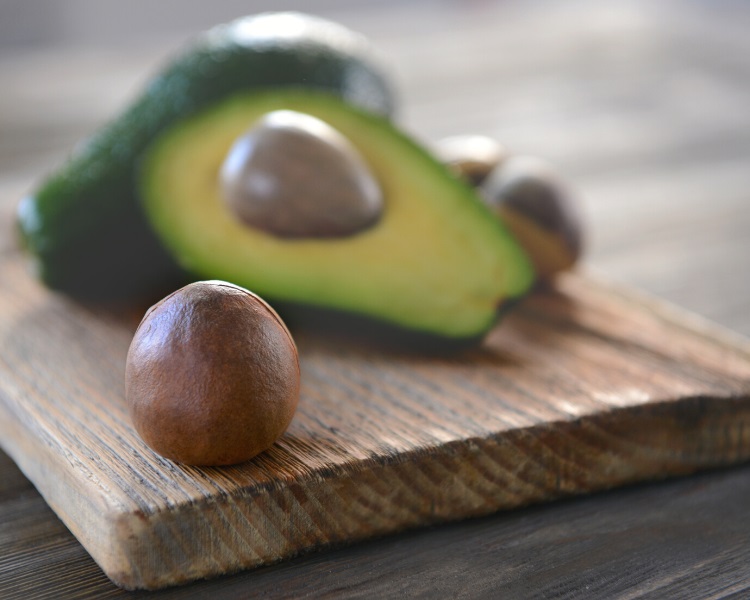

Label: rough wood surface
[2,0,750,597]
[2,187,750,588]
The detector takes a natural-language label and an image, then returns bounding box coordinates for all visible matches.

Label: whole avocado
[17,12,396,301]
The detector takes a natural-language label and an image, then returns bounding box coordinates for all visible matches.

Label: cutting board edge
[0,393,140,584]
[21,390,746,591]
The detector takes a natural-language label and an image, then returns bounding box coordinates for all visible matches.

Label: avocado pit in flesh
[220,110,384,238]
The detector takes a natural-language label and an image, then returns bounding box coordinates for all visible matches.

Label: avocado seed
[125,280,300,466]
[220,110,383,238]
[434,135,508,186]
[482,156,583,279]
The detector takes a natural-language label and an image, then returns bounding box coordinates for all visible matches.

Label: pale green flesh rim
[140,90,534,338]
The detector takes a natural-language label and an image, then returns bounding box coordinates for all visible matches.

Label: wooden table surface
[2,1,750,597]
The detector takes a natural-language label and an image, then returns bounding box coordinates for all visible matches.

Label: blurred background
[1,0,749,334]
[0,0,387,49]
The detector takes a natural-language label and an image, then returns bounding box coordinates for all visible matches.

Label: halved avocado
[140,91,534,340]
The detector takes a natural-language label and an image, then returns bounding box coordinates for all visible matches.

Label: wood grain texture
[5,448,750,600]
[1,197,750,589]
[2,0,750,597]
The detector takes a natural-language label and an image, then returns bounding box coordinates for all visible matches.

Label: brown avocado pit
[220,109,384,238]
[125,280,300,466]
[481,155,584,280]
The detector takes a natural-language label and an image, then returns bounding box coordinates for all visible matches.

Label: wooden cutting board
[1,207,750,591]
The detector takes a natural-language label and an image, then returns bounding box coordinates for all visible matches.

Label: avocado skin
[18,13,396,301]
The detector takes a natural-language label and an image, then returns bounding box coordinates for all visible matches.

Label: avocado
[140,90,534,340]
[17,12,395,300]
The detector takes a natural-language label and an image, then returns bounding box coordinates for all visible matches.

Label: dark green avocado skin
[18,12,396,301]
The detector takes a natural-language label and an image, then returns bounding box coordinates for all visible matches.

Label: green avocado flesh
[17,12,395,300]
[141,91,534,339]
